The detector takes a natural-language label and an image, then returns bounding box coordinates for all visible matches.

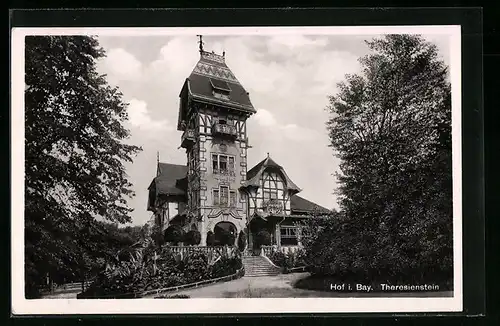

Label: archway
[213,221,237,246]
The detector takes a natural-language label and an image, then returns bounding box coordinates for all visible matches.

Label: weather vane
[196,35,204,53]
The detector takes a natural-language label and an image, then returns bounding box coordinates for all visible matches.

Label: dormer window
[210,78,231,100]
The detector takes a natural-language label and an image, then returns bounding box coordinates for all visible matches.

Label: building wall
[196,112,249,244]
[248,171,292,217]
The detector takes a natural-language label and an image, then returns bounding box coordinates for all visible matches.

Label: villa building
[147,39,330,249]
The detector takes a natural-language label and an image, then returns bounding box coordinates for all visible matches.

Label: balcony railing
[180,129,195,148]
[212,123,237,138]
[261,199,283,214]
[213,168,236,177]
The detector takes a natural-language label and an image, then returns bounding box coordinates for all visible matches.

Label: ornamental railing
[213,168,236,177]
[212,123,237,137]
[261,245,302,257]
[261,199,283,214]
[181,129,195,148]
[162,245,239,260]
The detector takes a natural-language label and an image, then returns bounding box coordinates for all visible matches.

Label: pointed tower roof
[177,39,256,130]
[242,154,301,193]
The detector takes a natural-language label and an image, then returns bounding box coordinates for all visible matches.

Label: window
[220,186,229,206]
[213,189,219,206]
[212,154,235,176]
[212,154,218,171]
[261,172,284,201]
[213,187,236,207]
[280,226,298,246]
[219,155,227,171]
[263,190,278,200]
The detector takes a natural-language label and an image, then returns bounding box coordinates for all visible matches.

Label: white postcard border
[11,25,462,315]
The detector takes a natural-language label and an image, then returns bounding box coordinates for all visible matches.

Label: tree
[184,230,202,245]
[254,230,271,248]
[24,36,141,297]
[237,231,247,251]
[164,225,185,245]
[206,231,215,246]
[320,34,452,282]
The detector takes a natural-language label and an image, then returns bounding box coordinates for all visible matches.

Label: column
[275,223,281,247]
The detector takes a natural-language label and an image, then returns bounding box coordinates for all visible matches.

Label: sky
[94,32,451,226]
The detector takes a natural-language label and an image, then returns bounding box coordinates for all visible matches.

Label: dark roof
[243,155,300,193]
[186,51,256,112]
[290,195,331,214]
[149,163,188,196]
[246,156,282,181]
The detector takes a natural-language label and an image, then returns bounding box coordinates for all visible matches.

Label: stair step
[242,256,281,277]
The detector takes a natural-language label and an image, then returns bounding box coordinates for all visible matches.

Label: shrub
[164,225,185,245]
[254,230,271,248]
[267,248,307,273]
[268,251,287,267]
[237,231,247,251]
[206,231,215,246]
[215,228,236,246]
[79,245,244,299]
[184,230,201,245]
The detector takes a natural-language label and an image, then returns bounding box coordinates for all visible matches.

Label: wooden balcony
[180,129,195,148]
[212,123,237,138]
[261,199,283,215]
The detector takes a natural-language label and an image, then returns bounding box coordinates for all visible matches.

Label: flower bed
[77,245,242,299]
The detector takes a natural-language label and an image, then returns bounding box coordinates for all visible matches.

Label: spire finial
[196,35,204,53]
[157,151,160,164]
[267,152,270,158]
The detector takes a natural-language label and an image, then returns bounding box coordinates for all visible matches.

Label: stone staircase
[242,255,281,277]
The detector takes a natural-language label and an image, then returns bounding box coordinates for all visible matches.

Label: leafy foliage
[237,231,247,251]
[206,231,216,246]
[184,230,202,245]
[24,35,141,297]
[164,225,186,245]
[268,249,307,272]
[215,228,236,246]
[306,35,452,285]
[254,230,271,248]
[79,242,243,298]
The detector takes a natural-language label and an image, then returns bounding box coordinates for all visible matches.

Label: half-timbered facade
[147,40,331,249]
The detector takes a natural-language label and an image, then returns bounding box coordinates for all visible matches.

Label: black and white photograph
[11,25,462,314]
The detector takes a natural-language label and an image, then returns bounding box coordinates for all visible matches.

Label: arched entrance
[213,221,237,246]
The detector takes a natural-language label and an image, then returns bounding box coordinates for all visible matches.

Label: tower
[177,37,256,245]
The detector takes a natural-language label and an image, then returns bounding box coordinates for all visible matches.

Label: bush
[206,231,215,246]
[215,228,236,246]
[301,215,453,285]
[164,225,185,245]
[79,247,244,299]
[184,230,201,245]
[254,230,271,248]
[268,249,307,272]
[237,231,246,251]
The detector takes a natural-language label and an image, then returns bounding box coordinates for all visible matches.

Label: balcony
[212,123,237,138]
[180,129,195,148]
[213,168,236,177]
[261,199,283,215]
